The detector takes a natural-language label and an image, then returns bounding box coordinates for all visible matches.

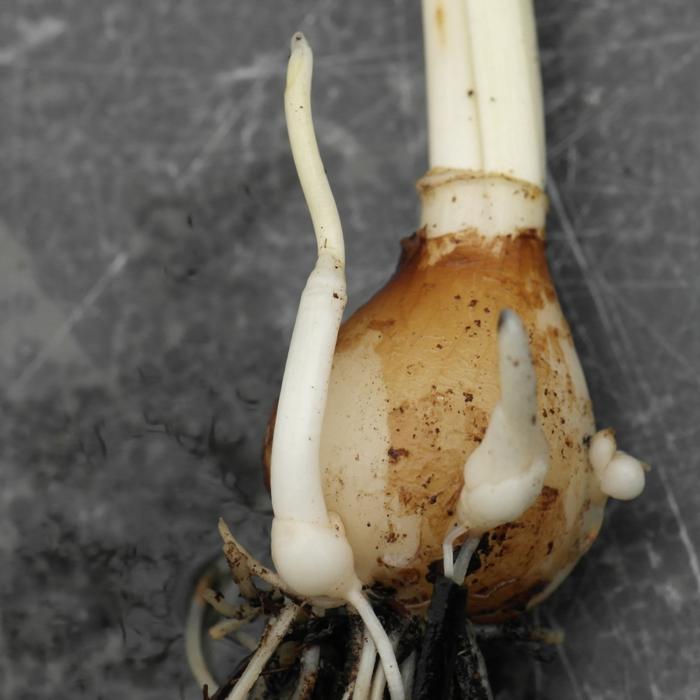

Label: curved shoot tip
[290,31,308,52]
[498,308,537,423]
[286,31,312,93]
[283,29,345,264]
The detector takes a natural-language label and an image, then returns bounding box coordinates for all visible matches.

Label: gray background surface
[1,1,699,698]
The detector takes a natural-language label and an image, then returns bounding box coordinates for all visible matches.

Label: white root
[400,651,417,699]
[218,518,286,594]
[351,629,377,700]
[202,588,258,620]
[347,591,404,700]
[224,601,300,700]
[291,645,322,700]
[270,33,404,700]
[457,309,549,531]
[208,611,259,640]
[367,630,401,700]
[452,536,480,587]
[185,575,219,693]
[442,524,467,580]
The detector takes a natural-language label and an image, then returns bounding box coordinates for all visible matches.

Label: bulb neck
[417,168,547,240]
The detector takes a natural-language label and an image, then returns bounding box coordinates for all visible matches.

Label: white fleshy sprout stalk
[268,33,404,700]
[444,310,549,579]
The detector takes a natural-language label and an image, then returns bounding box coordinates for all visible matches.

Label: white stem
[352,630,377,700]
[347,590,405,700]
[225,602,299,700]
[422,0,481,171]
[421,0,545,188]
[466,0,544,186]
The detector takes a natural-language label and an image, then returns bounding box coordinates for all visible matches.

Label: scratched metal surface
[1,1,698,699]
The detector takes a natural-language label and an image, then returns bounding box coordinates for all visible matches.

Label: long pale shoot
[269,33,404,700]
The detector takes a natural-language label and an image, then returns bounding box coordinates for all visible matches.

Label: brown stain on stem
[435,2,446,46]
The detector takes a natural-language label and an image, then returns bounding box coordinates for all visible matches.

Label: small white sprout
[589,429,647,501]
[456,309,549,531]
[266,32,404,700]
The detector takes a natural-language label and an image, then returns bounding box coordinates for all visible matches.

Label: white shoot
[225,602,300,700]
[285,32,344,262]
[457,309,549,531]
[271,32,346,528]
[589,429,646,501]
[270,33,404,700]
[421,0,545,188]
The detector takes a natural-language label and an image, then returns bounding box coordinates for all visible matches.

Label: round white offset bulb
[600,452,646,501]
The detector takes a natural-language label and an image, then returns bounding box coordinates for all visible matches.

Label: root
[224,600,300,700]
[351,629,377,700]
[185,568,219,694]
[291,644,321,700]
[218,518,286,598]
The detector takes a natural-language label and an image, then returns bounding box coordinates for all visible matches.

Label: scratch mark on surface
[0,17,66,66]
[177,100,239,188]
[548,174,619,343]
[8,253,129,399]
[605,283,700,389]
[549,43,700,157]
[544,612,587,700]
